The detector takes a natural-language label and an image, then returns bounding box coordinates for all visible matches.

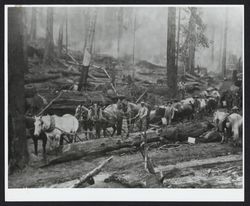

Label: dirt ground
[8,136,242,188]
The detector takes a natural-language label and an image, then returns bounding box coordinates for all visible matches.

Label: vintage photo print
[5,5,244,201]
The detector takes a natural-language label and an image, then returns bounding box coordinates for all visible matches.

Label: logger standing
[135,102,148,132]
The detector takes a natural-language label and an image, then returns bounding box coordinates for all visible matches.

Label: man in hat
[135,101,148,132]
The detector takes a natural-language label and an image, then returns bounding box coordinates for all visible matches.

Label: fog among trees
[24,6,242,72]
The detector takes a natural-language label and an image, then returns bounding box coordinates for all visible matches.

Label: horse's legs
[116,119,123,136]
[111,126,117,137]
[33,137,38,156]
[42,136,47,155]
[103,127,107,138]
[95,123,101,139]
[59,134,64,146]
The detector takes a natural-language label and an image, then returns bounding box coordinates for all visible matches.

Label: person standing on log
[135,102,148,132]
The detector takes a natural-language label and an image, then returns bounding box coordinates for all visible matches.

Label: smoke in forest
[24,6,243,71]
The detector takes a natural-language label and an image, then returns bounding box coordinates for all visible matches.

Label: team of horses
[31,87,242,156]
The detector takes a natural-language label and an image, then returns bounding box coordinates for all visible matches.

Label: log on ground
[42,121,212,167]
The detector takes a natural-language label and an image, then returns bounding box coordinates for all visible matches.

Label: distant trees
[166,7,177,97]
[117,8,123,59]
[221,8,228,78]
[8,7,29,171]
[132,11,137,65]
[30,7,37,42]
[179,7,209,74]
[65,8,68,54]
[57,16,64,57]
[210,25,215,69]
[43,8,54,64]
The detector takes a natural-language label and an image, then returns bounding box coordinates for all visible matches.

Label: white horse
[226,113,243,146]
[213,111,242,145]
[34,114,79,149]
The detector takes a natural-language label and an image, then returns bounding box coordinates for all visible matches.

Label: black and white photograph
[5,5,244,201]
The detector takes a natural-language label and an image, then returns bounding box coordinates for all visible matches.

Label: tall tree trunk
[188,8,197,74]
[43,8,54,65]
[65,8,68,54]
[117,8,123,59]
[132,11,137,65]
[217,26,223,71]
[176,8,181,73]
[167,8,177,97]
[30,7,37,42]
[23,8,28,73]
[221,8,228,78]
[78,9,97,91]
[8,7,29,171]
[58,19,64,57]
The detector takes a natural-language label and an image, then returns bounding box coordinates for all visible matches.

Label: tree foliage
[179,7,209,72]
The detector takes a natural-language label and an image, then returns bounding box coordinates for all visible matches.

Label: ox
[34,114,79,149]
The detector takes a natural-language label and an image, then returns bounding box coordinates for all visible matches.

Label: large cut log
[159,121,214,142]
[42,121,212,167]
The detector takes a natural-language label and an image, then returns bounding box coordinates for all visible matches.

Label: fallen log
[24,73,61,84]
[61,70,81,76]
[42,121,212,167]
[72,156,113,188]
[159,121,214,142]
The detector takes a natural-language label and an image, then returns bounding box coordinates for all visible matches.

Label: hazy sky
[26,6,243,71]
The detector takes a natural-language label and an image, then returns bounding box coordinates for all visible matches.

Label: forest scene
[7,6,243,190]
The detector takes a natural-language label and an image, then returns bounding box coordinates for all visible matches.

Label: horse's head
[90,103,101,122]
[120,100,128,113]
[213,111,228,132]
[34,116,43,136]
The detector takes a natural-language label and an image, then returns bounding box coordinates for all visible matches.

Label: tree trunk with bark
[188,8,197,74]
[78,9,97,91]
[167,7,177,97]
[176,8,181,72]
[65,8,68,54]
[30,7,37,42]
[117,8,123,59]
[221,8,228,78]
[8,7,29,171]
[22,8,28,73]
[43,8,54,65]
[132,11,137,66]
[58,19,64,57]
[211,25,215,69]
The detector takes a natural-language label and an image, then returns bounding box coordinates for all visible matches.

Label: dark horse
[75,104,94,139]
[90,102,124,138]
[25,116,47,156]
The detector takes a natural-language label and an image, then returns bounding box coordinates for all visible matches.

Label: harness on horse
[45,116,56,132]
